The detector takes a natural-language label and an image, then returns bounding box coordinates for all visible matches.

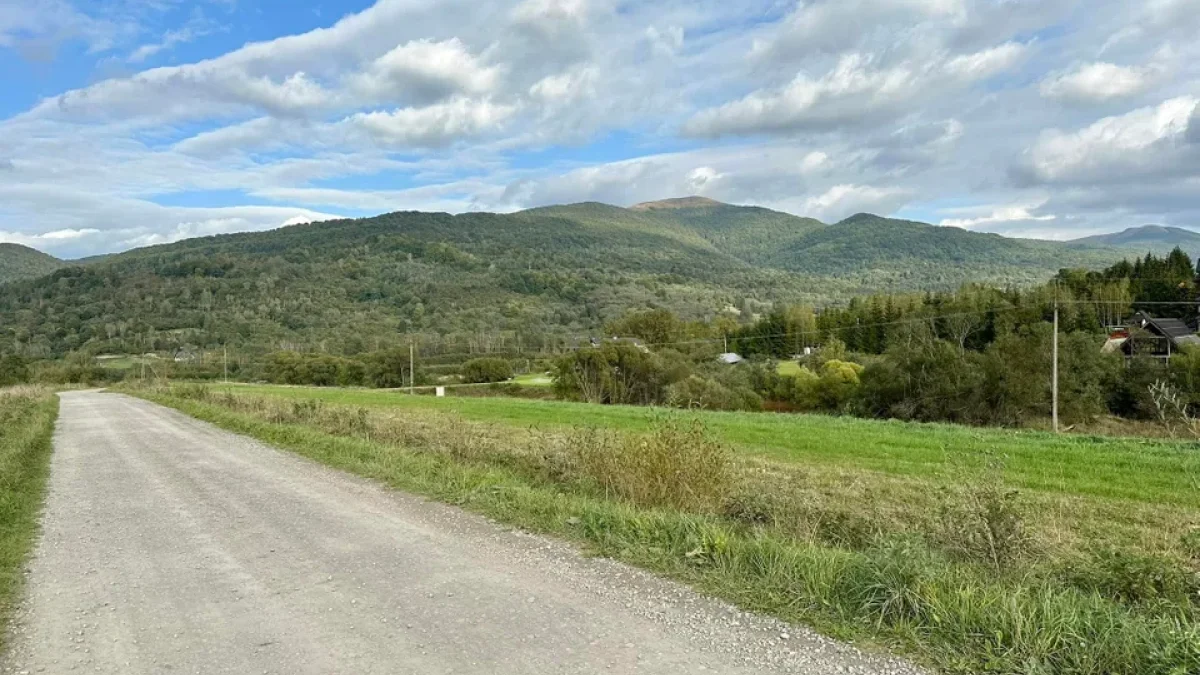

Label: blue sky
[2,0,1199,258]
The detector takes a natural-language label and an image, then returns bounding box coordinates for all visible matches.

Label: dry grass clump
[572,417,731,512]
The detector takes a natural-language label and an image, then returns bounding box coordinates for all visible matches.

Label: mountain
[1070,225,1200,255]
[631,199,826,264]
[766,213,1123,287]
[0,200,1135,359]
[0,243,65,284]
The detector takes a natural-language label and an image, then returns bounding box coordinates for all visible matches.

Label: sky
[1,0,1199,259]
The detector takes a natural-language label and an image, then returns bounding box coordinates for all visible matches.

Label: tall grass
[0,386,58,655]
[573,418,730,511]
[134,383,1200,674]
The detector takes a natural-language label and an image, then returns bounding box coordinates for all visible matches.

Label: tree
[461,358,514,383]
[0,354,29,386]
[553,343,679,405]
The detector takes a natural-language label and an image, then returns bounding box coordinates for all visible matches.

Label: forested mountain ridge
[766,213,1121,287]
[1070,225,1200,255]
[0,243,65,284]
[0,200,1137,359]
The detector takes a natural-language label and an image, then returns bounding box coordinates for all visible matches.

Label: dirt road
[3,391,921,674]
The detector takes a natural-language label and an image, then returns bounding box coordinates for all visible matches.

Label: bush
[553,342,680,405]
[935,454,1030,571]
[574,417,731,512]
[0,354,30,386]
[264,351,367,387]
[460,358,514,384]
[666,375,762,411]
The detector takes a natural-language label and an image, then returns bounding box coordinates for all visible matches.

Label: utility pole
[223,345,228,384]
[409,343,415,395]
[1052,284,1060,433]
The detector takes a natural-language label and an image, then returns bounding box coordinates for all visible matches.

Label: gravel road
[2,390,924,674]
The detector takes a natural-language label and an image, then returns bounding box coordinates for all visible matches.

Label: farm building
[717,352,745,365]
[1102,312,1200,361]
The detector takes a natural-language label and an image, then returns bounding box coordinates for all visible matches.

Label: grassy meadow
[131,381,1200,674]
[0,387,58,655]
[212,383,1200,509]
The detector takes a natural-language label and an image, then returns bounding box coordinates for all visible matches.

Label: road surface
[3,391,922,674]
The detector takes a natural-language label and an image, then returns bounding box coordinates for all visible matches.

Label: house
[173,347,200,363]
[1109,312,1200,361]
[717,352,744,365]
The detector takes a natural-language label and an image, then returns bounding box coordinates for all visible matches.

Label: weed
[936,451,1030,571]
[574,415,730,512]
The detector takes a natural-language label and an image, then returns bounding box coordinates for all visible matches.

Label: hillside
[768,214,1122,287]
[631,199,826,263]
[0,201,1135,359]
[1070,225,1200,255]
[0,244,65,284]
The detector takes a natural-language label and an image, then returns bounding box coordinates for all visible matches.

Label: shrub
[0,354,30,386]
[574,416,731,512]
[935,454,1030,571]
[666,374,762,411]
[460,358,514,384]
[553,342,677,405]
[818,359,863,410]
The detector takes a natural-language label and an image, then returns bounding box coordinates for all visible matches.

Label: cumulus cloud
[939,202,1056,229]
[801,184,910,222]
[685,43,1025,137]
[1018,96,1198,185]
[346,98,516,147]
[348,38,501,105]
[1040,62,1154,103]
[684,54,924,136]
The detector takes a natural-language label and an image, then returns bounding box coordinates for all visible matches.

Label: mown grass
[0,386,58,655]
[214,383,1200,509]
[132,383,1200,675]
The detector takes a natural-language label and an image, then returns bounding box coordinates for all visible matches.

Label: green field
[511,372,553,387]
[776,360,804,377]
[214,383,1200,509]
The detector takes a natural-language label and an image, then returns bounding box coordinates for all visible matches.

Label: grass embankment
[0,386,58,654]
[131,383,1200,674]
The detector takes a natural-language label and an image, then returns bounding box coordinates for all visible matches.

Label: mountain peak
[1070,224,1200,251]
[630,196,726,211]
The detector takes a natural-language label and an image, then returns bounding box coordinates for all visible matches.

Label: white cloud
[35,67,332,122]
[1040,62,1154,103]
[684,54,922,136]
[751,0,965,60]
[0,228,101,247]
[1020,96,1199,184]
[940,202,1056,229]
[800,184,909,221]
[943,41,1026,80]
[349,38,501,105]
[686,43,1024,137]
[346,98,516,147]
